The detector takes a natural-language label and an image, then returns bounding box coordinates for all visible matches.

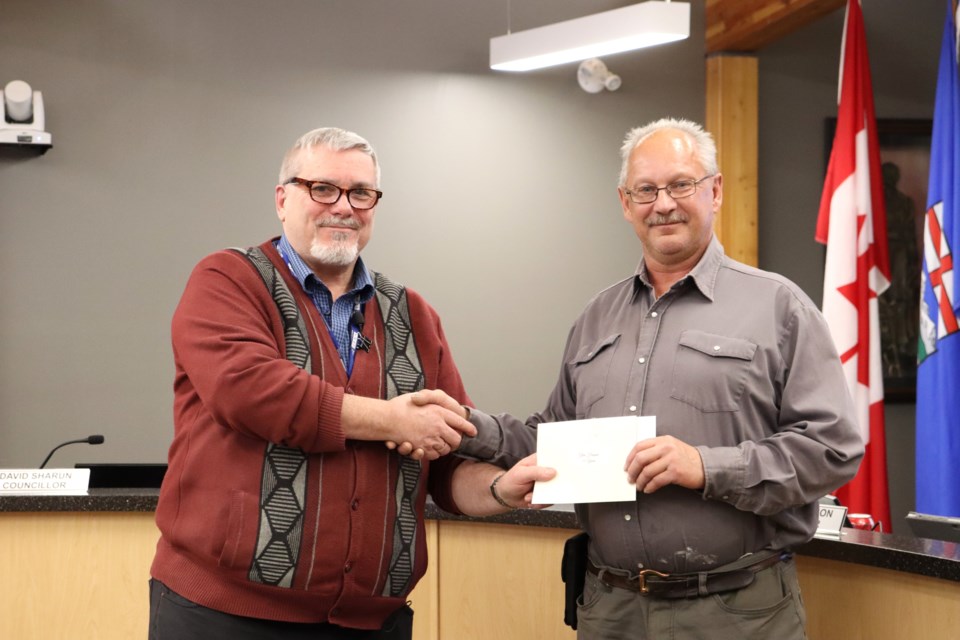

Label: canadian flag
[815,0,891,530]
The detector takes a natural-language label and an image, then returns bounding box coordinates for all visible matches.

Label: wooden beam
[703,1,842,267]
[706,54,759,267]
[706,0,846,53]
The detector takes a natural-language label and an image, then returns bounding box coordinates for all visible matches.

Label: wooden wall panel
[706,53,759,267]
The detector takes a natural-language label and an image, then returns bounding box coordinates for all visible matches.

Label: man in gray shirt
[442,117,863,639]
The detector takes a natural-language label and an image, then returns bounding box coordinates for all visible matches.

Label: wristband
[489,473,516,510]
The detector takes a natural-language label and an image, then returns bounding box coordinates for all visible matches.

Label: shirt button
[629,405,637,412]
[713,345,721,352]
[651,311,658,318]
[722,495,729,500]
[638,357,646,364]
[344,561,353,574]
[331,607,341,616]
[624,514,632,521]
[351,499,360,511]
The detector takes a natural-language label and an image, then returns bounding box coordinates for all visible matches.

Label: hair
[278,127,381,186]
[618,117,718,187]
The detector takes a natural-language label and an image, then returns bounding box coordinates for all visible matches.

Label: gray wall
[0,0,943,533]
[0,0,705,467]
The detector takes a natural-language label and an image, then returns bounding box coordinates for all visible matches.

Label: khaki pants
[576,558,807,640]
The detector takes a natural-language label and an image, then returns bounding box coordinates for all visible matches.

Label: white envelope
[532,415,656,504]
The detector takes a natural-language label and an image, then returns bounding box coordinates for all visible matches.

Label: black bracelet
[489,473,516,510]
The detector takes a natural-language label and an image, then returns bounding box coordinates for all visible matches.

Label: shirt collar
[276,235,375,303]
[633,235,724,302]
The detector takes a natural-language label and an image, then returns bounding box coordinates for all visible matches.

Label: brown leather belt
[586,551,790,600]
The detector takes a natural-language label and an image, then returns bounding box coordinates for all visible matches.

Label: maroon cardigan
[151,239,470,628]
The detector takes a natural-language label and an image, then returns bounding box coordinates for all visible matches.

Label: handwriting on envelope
[532,415,656,504]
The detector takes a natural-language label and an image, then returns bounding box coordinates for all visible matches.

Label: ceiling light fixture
[490,1,690,72]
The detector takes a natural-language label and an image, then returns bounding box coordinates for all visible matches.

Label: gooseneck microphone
[39,435,105,469]
[351,309,372,352]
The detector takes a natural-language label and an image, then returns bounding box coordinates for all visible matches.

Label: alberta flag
[916,1,960,517]
[816,0,891,529]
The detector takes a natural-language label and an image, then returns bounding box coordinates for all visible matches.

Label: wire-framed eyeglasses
[624,175,715,205]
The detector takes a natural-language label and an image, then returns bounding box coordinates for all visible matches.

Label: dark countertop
[3,489,958,582]
[0,488,161,513]
[800,527,960,581]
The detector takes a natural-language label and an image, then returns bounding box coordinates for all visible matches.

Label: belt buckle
[637,569,670,594]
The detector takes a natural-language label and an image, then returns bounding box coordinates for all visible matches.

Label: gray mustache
[317,218,361,230]
[646,213,687,227]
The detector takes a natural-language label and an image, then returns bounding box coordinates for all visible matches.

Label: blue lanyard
[276,243,364,374]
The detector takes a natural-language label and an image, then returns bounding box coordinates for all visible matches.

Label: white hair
[279,127,381,186]
[618,118,718,187]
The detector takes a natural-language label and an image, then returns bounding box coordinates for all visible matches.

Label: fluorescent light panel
[490,1,690,72]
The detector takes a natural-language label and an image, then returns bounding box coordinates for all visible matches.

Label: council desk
[1,490,959,640]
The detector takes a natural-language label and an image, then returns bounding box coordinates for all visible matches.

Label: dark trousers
[148,579,413,640]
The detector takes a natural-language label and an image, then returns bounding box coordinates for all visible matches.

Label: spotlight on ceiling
[578,58,621,93]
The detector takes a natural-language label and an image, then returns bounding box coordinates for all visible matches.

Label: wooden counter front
[437,521,576,640]
[0,511,158,639]
[3,492,960,639]
[0,510,441,640]
[797,555,960,639]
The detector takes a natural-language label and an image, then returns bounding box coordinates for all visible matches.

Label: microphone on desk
[39,435,105,469]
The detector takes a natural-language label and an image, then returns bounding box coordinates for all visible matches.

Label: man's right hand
[341,391,475,461]
[387,389,470,459]
[383,391,475,460]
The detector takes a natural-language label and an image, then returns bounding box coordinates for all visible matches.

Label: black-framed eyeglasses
[624,175,715,205]
[284,177,383,210]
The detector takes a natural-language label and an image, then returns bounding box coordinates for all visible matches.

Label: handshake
[345,388,555,511]
[377,389,476,461]
[376,389,554,512]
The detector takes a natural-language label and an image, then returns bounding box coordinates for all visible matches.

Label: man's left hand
[624,435,705,494]
[495,453,556,509]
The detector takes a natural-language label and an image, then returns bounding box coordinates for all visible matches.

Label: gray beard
[310,233,359,267]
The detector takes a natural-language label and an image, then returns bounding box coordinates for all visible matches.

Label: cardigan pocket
[217,489,258,571]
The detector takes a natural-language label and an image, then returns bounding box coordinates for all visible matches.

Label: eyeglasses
[284,177,383,210]
[624,175,715,205]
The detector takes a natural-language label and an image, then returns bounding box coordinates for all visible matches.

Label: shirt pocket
[572,334,621,418]
[670,330,757,412]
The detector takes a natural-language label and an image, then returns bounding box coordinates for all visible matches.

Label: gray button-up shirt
[461,237,863,574]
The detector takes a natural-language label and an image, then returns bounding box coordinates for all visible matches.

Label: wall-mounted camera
[1,80,53,153]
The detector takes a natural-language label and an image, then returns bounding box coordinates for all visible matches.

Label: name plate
[814,503,848,539]
[0,469,90,495]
